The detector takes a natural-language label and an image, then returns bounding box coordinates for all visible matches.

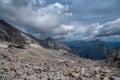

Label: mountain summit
[38,37,73,53]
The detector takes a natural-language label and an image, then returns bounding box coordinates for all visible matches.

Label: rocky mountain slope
[0,19,73,53]
[0,20,36,44]
[0,20,78,60]
[0,47,120,80]
[39,37,73,53]
[0,20,120,80]
[105,47,120,67]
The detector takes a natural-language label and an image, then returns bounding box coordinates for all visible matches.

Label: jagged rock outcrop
[39,37,73,53]
[0,20,36,44]
[105,47,120,67]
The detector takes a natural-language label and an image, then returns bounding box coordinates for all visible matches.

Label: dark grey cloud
[70,0,120,24]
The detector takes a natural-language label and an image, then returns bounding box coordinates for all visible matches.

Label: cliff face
[0,20,36,44]
[105,47,120,67]
[38,37,73,53]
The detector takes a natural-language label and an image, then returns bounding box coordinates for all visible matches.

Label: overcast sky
[0,0,120,41]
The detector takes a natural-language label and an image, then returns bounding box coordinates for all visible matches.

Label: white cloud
[53,24,89,40]
[54,24,74,35]
[0,0,72,38]
[60,24,74,31]
[83,18,120,40]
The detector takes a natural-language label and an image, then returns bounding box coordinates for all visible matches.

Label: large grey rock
[111,77,120,80]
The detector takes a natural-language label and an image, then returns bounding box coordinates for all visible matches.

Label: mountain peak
[91,39,103,43]
[38,37,73,53]
[45,37,53,41]
[95,39,101,42]
[0,19,6,23]
[90,39,106,45]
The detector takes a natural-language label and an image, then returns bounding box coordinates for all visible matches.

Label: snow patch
[29,44,42,49]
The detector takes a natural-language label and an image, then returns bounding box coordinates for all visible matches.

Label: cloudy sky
[0,0,120,41]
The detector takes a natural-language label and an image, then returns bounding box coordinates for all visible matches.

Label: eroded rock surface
[0,47,120,80]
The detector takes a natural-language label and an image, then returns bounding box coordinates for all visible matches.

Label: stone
[111,77,120,80]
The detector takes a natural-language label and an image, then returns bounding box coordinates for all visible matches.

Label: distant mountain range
[63,39,114,60]
[106,41,120,47]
